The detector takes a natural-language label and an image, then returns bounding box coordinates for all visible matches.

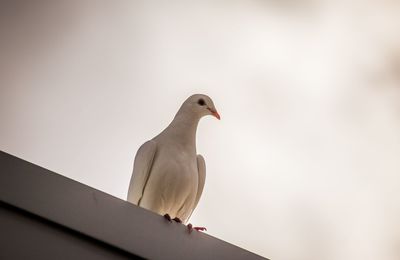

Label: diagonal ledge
[0,150,268,260]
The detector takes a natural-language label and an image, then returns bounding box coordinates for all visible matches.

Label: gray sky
[1,1,400,259]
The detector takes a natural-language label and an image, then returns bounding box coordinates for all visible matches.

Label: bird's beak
[207,107,221,120]
[211,109,221,120]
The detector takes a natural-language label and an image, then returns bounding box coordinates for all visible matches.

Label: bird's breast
[149,147,198,208]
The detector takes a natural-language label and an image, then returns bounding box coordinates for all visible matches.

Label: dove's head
[182,94,220,120]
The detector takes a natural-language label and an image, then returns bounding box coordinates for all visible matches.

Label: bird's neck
[164,110,200,149]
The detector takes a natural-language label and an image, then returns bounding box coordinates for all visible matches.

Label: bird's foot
[173,217,182,223]
[194,226,207,232]
[164,214,182,224]
[187,223,207,233]
[164,214,172,222]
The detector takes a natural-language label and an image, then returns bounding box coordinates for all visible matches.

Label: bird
[127,94,220,232]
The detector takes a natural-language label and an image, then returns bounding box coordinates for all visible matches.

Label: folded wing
[127,140,157,206]
[185,154,206,222]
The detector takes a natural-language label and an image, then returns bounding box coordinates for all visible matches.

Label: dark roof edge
[0,151,267,260]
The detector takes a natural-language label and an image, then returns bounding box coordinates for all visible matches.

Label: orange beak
[207,107,221,120]
[211,110,221,120]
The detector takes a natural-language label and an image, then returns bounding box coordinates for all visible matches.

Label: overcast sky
[1,1,400,259]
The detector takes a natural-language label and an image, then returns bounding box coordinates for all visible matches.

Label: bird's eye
[197,98,206,106]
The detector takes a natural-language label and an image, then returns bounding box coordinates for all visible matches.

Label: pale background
[1,1,400,259]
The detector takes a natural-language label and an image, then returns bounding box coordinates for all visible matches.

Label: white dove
[127,94,220,232]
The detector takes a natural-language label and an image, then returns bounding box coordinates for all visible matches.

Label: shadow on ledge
[0,151,268,260]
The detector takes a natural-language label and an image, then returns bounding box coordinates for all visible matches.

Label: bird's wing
[186,154,206,221]
[127,140,157,205]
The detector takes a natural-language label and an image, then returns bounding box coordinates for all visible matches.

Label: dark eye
[197,98,206,106]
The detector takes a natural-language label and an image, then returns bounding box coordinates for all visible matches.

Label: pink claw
[187,223,207,233]
[194,227,207,232]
